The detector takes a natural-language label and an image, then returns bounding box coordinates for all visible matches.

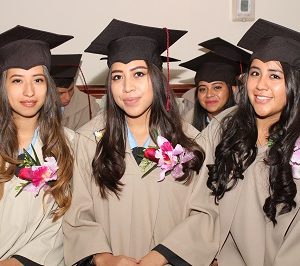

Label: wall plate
[232,0,255,22]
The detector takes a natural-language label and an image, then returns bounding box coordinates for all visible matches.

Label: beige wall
[1,0,299,84]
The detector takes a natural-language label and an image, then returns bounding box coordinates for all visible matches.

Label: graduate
[0,25,74,265]
[63,19,216,266]
[180,38,250,131]
[196,18,300,265]
[50,54,101,131]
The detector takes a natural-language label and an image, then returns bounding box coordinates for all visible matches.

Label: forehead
[6,65,45,76]
[111,59,148,71]
[199,80,227,86]
[250,59,283,70]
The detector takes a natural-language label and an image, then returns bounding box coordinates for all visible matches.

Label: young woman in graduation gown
[191,18,300,265]
[0,26,74,265]
[63,19,219,266]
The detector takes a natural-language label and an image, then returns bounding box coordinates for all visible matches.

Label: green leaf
[141,164,157,178]
[15,181,30,197]
[31,144,41,165]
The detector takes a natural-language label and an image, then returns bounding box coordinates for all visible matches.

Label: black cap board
[180,52,240,85]
[84,19,187,68]
[199,37,251,72]
[237,18,300,68]
[0,25,73,73]
[50,54,82,88]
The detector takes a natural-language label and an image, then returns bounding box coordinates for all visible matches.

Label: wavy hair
[0,66,74,221]
[207,62,300,225]
[192,82,235,131]
[92,61,205,198]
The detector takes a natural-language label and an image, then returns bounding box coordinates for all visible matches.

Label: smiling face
[5,65,47,120]
[197,81,230,118]
[247,59,287,123]
[110,60,154,121]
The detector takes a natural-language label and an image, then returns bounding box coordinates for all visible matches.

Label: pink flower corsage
[141,135,194,181]
[15,145,59,197]
[290,137,300,179]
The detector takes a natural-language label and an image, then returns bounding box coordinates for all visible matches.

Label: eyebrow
[111,65,148,74]
[8,73,46,78]
[250,66,284,74]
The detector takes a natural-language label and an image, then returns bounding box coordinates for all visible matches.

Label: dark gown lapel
[131,146,145,166]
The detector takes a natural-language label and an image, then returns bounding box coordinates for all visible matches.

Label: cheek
[218,89,230,103]
[197,93,206,105]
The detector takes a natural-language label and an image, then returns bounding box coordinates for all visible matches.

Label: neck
[126,111,150,146]
[256,115,280,146]
[14,115,38,150]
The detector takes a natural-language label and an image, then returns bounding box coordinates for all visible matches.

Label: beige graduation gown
[63,114,219,266]
[0,128,74,265]
[62,86,101,131]
[197,107,300,265]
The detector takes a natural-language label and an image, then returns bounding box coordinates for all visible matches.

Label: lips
[254,95,272,103]
[205,100,219,105]
[123,97,140,106]
[20,100,37,107]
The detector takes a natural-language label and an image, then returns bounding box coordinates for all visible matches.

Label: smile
[20,100,37,107]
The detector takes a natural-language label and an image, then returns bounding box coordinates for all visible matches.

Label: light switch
[232,0,255,22]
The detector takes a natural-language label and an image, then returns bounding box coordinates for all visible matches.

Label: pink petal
[173,144,184,156]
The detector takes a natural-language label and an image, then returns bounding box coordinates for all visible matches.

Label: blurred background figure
[50,54,100,131]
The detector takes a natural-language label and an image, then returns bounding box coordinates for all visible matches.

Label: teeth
[256,95,270,100]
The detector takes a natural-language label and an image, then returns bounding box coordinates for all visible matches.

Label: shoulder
[76,112,105,142]
[199,106,237,150]
[182,120,201,140]
[63,127,76,143]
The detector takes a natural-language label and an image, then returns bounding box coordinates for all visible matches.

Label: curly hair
[207,62,300,225]
[0,66,74,221]
[92,61,205,198]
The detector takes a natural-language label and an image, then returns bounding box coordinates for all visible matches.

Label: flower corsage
[290,137,300,179]
[15,145,59,197]
[140,135,194,181]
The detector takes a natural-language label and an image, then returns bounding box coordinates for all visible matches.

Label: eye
[111,74,122,81]
[12,79,22,84]
[213,85,222,90]
[134,71,145,78]
[270,73,281,79]
[198,87,207,93]
[34,77,45,83]
[249,70,259,77]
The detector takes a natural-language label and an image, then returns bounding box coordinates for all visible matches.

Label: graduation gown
[0,128,74,265]
[62,86,101,131]
[195,107,300,265]
[63,114,219,266]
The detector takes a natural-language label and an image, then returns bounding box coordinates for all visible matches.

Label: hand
[93,253,139,266]
[0,258,23,266]
[138,251,167,266]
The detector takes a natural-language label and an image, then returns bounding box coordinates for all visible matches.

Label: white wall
[1,0,299,84]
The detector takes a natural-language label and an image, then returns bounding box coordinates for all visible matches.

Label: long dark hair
[92,61,205,198]
[192,83,235,131]
[0,66,74,221]
[207,62,300,225]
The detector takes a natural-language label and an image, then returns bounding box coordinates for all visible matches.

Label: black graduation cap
[199,37,251,72]
[0,25,73,73]
[237,18,300,68]
[84,19,187,68]
[50,54,82,88]
[179,52,240,85]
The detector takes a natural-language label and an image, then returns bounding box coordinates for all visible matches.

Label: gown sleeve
[63,133,112,266]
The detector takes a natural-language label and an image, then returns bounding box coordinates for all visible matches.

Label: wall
[1,0,299,85]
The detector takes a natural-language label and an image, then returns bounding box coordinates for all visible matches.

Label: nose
[256,75,268,91]
[123,77,136,93]
[23,81,34,97]
[206,87,215,97]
